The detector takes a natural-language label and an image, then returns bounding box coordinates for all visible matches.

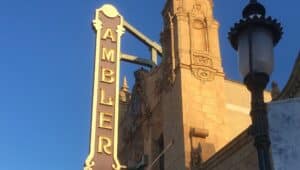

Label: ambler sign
[84,4,125,170]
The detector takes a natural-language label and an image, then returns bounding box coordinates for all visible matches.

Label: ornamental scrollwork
[193,54,212,67]
[191,51,216,81]
[191,67,215,81]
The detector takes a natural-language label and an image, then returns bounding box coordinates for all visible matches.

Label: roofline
[275,51,300,100]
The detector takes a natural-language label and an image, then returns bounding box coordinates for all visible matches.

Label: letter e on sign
[99,112,113,130]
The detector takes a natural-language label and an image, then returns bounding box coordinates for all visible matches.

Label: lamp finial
[243,0,265,18]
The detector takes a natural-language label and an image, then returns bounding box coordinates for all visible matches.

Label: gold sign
[84,4,125,170]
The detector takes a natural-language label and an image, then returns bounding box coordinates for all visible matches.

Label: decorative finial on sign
[99,4,120,18]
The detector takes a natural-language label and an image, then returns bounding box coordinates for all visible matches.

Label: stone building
[115,0,298,169]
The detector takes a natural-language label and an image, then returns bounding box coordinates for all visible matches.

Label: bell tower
[161,0,223,77]
[160,0,229,169]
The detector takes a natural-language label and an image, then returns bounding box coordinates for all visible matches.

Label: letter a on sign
[102,29,116,42]
[84,4,125,170]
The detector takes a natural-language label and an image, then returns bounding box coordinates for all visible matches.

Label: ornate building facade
[117,0,274,169]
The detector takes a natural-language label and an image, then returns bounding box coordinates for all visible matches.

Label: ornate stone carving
[162,61,176,91]
[193,19,206,30]
[126,69,148,117]
[120,77,131,103]
[193,54,212,67]
[193,0,213,18]
[191,4,206,19]
[191,51,216,81]
[191,67,214,81]
[175,0,184,13]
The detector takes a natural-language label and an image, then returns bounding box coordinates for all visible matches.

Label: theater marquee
[84,4,125,170]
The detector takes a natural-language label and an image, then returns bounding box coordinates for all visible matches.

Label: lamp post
[228,1,283,170]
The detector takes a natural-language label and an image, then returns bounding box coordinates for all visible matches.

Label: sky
[0,0,299,170]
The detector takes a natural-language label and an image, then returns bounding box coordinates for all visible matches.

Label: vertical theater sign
[84,4,125,170]
[84,3,161,170]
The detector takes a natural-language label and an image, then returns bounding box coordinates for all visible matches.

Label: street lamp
[228,0,283,170]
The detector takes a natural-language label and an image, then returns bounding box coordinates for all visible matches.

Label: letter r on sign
[98,136,112,155]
